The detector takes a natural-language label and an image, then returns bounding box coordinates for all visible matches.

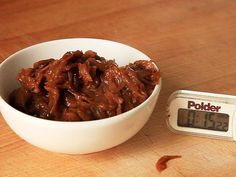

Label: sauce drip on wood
[156,155,181,172]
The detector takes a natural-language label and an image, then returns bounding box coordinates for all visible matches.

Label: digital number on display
[177,108,229,132]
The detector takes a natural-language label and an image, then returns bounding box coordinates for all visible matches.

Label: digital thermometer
[167,90,236,140]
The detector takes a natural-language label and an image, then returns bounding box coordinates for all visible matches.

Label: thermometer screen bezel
[177,108,229,132]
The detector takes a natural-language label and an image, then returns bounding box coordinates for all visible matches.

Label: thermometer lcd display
[177,109,229,132]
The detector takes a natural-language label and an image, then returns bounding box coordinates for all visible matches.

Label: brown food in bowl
[9,50,160,121]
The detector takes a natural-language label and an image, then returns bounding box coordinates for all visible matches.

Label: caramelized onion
[9,50,160,121]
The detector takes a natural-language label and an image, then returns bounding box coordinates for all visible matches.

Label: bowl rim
[0,38,161,126]
[1,38,148,66]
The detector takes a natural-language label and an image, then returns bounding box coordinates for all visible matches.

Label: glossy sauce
[9,50,160,121]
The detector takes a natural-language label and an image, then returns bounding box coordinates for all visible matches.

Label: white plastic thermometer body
[167,90,236,140]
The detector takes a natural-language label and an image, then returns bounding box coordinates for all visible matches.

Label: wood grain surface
[1,0,236,176]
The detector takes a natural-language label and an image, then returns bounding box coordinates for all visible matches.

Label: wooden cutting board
[1,0,236,176]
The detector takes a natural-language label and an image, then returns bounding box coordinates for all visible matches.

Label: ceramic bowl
[0,38,161,154]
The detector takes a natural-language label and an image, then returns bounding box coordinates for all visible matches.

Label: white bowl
[0,38,161,154]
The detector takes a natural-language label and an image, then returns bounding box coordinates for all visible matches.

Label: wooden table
[1,0,236,176]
